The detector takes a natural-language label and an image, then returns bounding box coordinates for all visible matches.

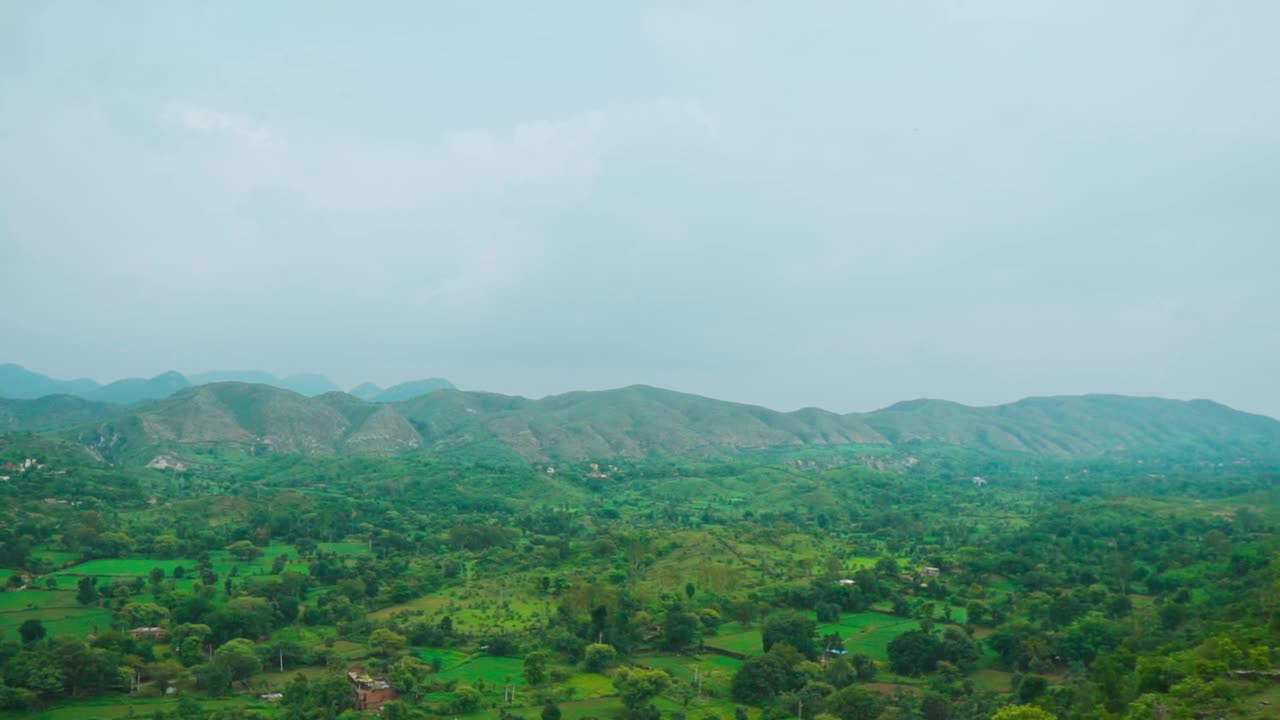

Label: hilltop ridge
[1,381,1273,465]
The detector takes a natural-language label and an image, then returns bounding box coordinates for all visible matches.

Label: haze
[2,1,1278,417]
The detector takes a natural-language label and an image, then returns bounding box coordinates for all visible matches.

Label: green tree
[662,609,701,650]
[369,628,408,659]
[991,706,1056,720]
[452,685,482,713]
[212,638,262,688]
[825,685,880,720]
[76,576,98,606]
[613,667,672,709]
[887,630,941,676]
[523,651,549,686]
[19,619,46,645]
[146,659,186,691]
[584,643,617,672]
[225,540,264,562]
[731,653,796,705]
[543,701,563,720]
[762,612,818,658]
[94,531,135,558]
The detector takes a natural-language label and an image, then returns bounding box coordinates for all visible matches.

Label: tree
[887,630,941,676]
[851,654,876,682]
[147,659,187,691]
[763,612,818,658]
[584,643,617,672]
[370,628,408,659]
[731,653,796,705]
[76,576,98,606]
[543,701,563,720]
[148,567,166,586]
[921,692,951,720]
[523,651,548,686]
[226,540,264,562]
[452,685,482,713]
[613,668,671,709]
[825,685,880,720]
[18,619,46,645]
[121,601,169,629]
[991,706,1056,720]
[94,532,135,558]
[211,597,274,642]
[212,638,262,688]
[662,609,701,650]
[193,662,233,696]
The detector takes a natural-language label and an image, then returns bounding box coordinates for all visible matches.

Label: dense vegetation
[0,422,1276,720]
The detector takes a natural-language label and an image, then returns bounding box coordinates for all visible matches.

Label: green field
[817,612,921,661]
[316,541,372,556]
[0,589,78,612]
[437,655,527,687]
[703,628,762,656]
[413,646,472,671]
[1,606,112,640]
[22,695,268,720]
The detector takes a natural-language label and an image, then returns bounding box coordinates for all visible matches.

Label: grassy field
[561,672,616,699]
[0,589,78,612]
[413,646,472,671]
[1,605,111,640]
[29,549,80,567]
[970,669,1015,692]
[437,655,527,687]
[702,625,762,656]
[45,546,312,592]
[22,695,271,720]
[817,612,921,661]
[316,541,372,556]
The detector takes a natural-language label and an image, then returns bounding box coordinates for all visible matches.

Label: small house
[348,667,396,711]
[130,626,166,640]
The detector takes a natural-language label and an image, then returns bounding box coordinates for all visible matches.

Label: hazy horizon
[4,2,1279,418]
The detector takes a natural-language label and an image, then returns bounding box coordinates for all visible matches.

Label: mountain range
[2,379,1277,466]
[0,364,452,405]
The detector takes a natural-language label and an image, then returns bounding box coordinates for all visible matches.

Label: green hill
[0,395,119,432]
[0,363,101,399]
[83,370,190,404]
[366,378,456,402]
[5,382,1276,464]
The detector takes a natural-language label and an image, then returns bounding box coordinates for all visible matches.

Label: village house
[130,626,166,641]
[347,667,396,711]
[921,566,941,578]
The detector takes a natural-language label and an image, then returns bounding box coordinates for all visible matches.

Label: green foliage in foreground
[0,431,1276,720]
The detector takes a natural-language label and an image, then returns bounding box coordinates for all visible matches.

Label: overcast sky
[2,1,1278,417]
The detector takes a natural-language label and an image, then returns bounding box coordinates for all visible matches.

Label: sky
[2,1,1279,417]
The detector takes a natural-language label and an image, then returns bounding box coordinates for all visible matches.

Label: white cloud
[161,103,274,147]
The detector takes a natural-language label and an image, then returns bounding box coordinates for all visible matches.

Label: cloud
[161,103,274,147]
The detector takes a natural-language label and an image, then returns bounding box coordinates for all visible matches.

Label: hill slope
[0,395,120,432]
[15,382,1276,465]
[348,379,457,402]
[65,383,424,462]
[0,364,101,399]
[83,371,191,404]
